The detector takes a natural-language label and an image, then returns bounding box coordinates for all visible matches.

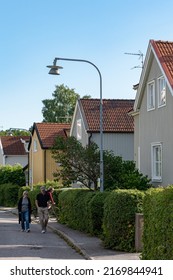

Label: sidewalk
[48,219,141,260]
[2,207,141,260]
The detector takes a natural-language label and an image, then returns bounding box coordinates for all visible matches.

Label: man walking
[35,186,50,233]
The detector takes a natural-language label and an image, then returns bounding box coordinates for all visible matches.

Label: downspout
[88,132,92,146]
[44,150,46,183]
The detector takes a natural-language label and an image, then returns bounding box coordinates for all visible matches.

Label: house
[0,136,30,184]
[0,136,30,167]
[132,39,173,186]
[70,98,134,160]
[28,122,70,185]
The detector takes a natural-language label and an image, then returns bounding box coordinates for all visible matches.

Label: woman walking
[18,190,32,232]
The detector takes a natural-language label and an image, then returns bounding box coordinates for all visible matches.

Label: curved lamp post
[47,57,104,192]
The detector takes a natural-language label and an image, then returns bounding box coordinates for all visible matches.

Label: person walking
[35,186,51,233]
[18,190,32,232]
[47,187,55,206]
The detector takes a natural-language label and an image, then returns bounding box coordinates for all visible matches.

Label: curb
[48,224,91,260]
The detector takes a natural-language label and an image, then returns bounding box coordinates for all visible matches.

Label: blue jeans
[21,210,30,231]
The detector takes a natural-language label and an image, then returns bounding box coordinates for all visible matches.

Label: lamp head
[47,65,63,75]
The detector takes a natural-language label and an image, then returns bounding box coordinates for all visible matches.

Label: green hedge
[102,189,145,252]
[142,186,173,260]
[0,165,25,186]
[88,191,109,236]
[58,189,96,232]
[0,183,20,207]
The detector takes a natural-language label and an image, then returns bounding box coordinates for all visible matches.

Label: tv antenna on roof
[124,51,144,69]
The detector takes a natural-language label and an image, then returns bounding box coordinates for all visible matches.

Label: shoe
[41,230,45,233]
[26,229,30,232]
[21,229,24,232]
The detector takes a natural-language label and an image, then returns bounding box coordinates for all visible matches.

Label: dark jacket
[18,197,32,224]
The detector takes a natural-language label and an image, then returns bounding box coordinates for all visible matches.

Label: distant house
[0,136,30,167]
[28,122,70,185]
[132,39,173,186]
[70,98,134,160]
[0,136,30,184]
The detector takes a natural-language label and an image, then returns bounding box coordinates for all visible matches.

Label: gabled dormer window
[158,76,166,107]
[147,80,155,111]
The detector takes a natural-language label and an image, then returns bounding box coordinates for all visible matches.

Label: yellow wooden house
[28,122,70,186]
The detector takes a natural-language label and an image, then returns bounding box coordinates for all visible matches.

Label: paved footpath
[3,207,141,260]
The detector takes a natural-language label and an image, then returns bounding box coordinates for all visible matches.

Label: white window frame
[151,142,162,182]
[158,76,166,108]
[77,119,82,140]
[147,80,155,111]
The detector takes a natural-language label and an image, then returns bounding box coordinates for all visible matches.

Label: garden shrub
[102,189,145,252]
[58,189,95,232]
[88,191,109,236]
[142,186,173,260]
[0,164,25,186]
[0,183,20,207]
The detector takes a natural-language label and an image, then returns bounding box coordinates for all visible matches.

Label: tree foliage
[42,84,91,123]
[52,136,151,191]
[0,128,31,136]
[42,84,77,123]
[52,136,100,190]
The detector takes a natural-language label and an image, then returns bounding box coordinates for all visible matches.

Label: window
[147,80,155,110]
[151,143,162,182]
[158,76,166,107]
[33,139,38,152]
[77,119,82,140]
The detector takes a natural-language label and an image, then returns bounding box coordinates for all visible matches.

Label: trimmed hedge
[102,189,145,252]
[0,183,20,207]
[142,186,173,260]
[88,191,109,236]
[58,189,96,232]
[0,164,25,186]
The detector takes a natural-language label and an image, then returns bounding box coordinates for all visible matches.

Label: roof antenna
[124,51,144,69]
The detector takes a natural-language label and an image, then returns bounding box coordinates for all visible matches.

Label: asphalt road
[0,209,84,259]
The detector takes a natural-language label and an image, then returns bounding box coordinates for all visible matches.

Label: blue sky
[1,0,173,130]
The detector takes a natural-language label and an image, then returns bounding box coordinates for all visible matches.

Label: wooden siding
[29,130,61,185]
[70,104,89,146]
[45,149,58,182]
[91,132,134,160]
[135,55,173,186]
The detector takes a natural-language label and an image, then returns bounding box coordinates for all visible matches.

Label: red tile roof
[79,99,134,132]
[0,136,30,155]
[34,122,71,149]
[151,40,173,89]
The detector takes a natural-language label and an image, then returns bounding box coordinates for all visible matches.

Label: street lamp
[47,57,104,192]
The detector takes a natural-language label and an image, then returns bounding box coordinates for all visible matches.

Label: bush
[142,186,173,260]
[0,164,25,186]
[88,191,109,236]
[102,189,145,252]
[0,183,20,207]
[104,155,151,191]
[58,189,96,232]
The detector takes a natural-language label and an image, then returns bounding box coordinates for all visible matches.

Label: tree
[42,84,91,123]
[0,129,31,136]
[52,136,151,191]
[52,136,100,190]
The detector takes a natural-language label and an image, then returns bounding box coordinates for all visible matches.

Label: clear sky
[1,0,173,131]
